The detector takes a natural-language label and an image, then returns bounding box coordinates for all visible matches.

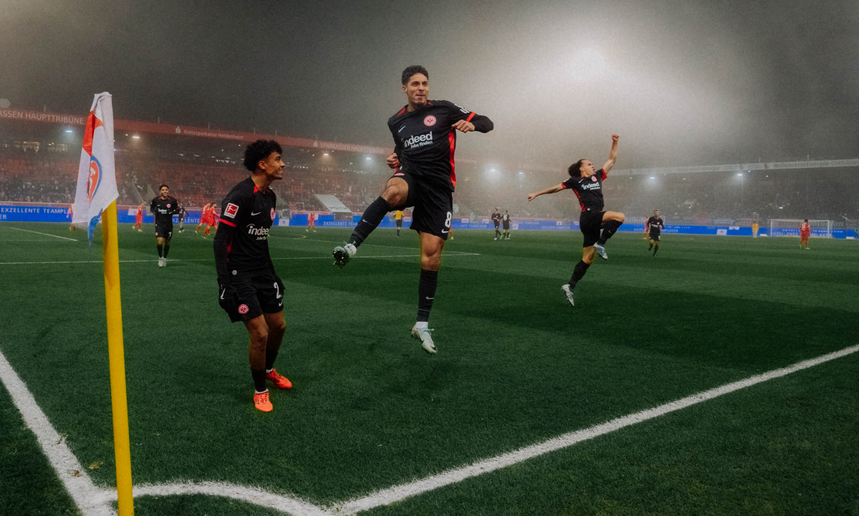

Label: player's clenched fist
[386,152,400,169]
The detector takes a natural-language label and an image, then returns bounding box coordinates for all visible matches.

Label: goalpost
[769,219,832,238]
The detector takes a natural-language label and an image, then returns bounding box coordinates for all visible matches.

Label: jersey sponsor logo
[270,208,276,220]
[246,224,269,240]
[423,115,436,127]
[403,131,433,150]
[580,182,601,191]
[238,304,249,315]
[224,203,239,218]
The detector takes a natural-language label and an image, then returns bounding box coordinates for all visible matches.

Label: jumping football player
[527,134,622,306]
[150,185,181,267]
[332,65,493,353]
[214,139,291,413]
[646,209,665,256]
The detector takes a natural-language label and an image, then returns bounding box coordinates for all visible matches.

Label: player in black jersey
[527,135,623,306]
[150,185,181,267]
[491,208,502,240]
[214,140,291,413]
[177,204,186,233]
[333,65,493,354]
[646,209,665,256]
[501,211,511,240]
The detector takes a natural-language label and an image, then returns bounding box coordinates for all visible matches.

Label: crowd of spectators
[1,145,857,227]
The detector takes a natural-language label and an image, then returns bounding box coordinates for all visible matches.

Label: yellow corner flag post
[73,92,134,515]
[102,200,134,515]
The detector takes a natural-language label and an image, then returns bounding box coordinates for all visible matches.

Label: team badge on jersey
[166,203,171,208]
[270,208,276,221]
[238,304,249,314]
[224,203,239,218]
[423,115,436,127]
[591,176,597,182]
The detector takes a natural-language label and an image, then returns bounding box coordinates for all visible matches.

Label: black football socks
[417,269,438,322]
[569,260,591,290]
[157,244,163,257]
[597,219,623,246]
[349,197,391,247]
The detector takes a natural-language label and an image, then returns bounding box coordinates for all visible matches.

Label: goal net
[769,219,832,238]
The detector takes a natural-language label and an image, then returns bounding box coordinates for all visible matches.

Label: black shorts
[155,223,173,239]
[502,223,510,230]
[219,268,284,323]
[396,219,403,228]
[649,230,661,241]
[579,210,605,247]
[390,170,452,240]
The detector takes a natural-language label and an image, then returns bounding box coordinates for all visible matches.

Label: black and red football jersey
[388,100,493,191]
[562,169,607,213]
[214,177,278,280]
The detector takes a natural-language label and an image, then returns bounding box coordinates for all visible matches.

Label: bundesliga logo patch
[423,115,436,127]
[224,203,239,218]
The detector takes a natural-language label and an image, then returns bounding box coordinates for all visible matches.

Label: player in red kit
[133,203,144,232]
[196,204,211,235]
[800,219,811,249]
[306,211,316,233]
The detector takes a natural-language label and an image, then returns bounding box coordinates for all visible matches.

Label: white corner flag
[73,92,118,246]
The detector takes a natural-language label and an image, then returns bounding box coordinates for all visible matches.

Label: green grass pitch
[1,222,858,515]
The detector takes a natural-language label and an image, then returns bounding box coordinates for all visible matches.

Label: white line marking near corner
[4,339,855,516]
[0,351,116,516]
[0,253,480,266]
[9,227,78,241]
[331,344,859,514]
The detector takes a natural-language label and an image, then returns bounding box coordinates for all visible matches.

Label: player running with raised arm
[527,135,623,306]
[214,140,291,413]
[332,65,493,354]
[150,185,181,267]
[646,209,665,256]
[800,219,811,249]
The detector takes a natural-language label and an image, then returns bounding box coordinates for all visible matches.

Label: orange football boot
[254,391,273,412]
[266,369,293,389]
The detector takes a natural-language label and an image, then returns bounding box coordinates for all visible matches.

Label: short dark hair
[159,184,169,190]
[568,159,586,177]
[243,140,283,172]
[401,65,429,85]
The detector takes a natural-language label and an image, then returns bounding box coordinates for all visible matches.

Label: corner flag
[73,93,135,515]
[73,93,118,246]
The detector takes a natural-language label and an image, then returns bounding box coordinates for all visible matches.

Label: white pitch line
[0,253,480,266]
[0,351,116,516]
[8,226,78,241]
[104,482,329,516]
[4,341,855,516]
[331,343,859,514]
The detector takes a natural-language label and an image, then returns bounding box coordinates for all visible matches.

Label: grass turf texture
[0,223,857,515]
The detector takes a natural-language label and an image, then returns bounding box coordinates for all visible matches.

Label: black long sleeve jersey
[214,177,277,283]
[562,169,608,213]
[150,196,180,224]
[388,100,493,191]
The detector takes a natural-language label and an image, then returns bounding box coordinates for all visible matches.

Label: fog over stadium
[2,0,858,169]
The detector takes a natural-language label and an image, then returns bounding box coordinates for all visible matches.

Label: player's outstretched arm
[602,134,619,174]
[527,183,564,201]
